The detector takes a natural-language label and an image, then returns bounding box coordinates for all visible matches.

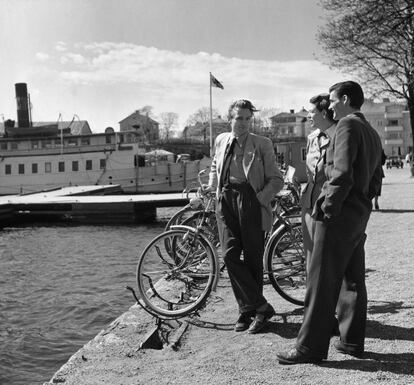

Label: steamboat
[0,83,207,195]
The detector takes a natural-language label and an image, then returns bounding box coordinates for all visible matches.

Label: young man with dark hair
[207,99,284,334]
[278,81,383,364]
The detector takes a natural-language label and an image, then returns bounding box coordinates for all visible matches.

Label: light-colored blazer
[208,132,284,231]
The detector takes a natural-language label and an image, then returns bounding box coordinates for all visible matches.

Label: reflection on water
[0,210,174,385]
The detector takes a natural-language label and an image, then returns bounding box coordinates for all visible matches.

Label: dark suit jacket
[313,112,383,221]
[208,132,284,231]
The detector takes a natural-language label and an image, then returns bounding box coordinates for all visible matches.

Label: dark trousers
[216,183,266,313]
[296,212,369,358]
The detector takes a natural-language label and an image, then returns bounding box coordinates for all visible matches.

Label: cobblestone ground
[48,168,414,385]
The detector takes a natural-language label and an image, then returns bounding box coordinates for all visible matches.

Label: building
[362,99,412,156]
[182,116,228,143]
[119,110,160,143]
[270,108,310,182]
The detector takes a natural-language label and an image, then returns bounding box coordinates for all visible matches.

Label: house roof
[119,110,159,125]
[0,120,91,136]
[33,121,91,135]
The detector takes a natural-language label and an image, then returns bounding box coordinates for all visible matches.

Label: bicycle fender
[263,223,286,264]
[170,225,220,291]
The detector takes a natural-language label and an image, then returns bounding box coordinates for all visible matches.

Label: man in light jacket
[207,99,284,334]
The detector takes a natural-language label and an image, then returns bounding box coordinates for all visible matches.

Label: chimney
[15,83,31,128]
[290,109,295,114]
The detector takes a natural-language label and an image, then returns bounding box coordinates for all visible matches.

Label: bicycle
[134,171,305,318]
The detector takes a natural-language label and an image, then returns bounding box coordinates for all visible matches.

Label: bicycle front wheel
[136,228,217,318]
[266,223,306,306]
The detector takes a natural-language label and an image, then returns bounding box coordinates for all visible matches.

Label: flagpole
[209,72,213,158]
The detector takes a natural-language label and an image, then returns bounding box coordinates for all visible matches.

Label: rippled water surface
[0,212,172,385]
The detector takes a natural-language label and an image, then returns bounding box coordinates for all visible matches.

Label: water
[0,211,173,385]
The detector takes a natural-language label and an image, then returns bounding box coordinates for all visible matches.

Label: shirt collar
[231,131,248,146]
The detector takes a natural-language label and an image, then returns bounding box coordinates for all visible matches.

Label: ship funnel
[15,83,31,128]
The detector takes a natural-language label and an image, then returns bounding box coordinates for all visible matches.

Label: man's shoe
[334,340,364,358]
[234,311,255,332]
[277,348,324,365]
[247,304,275,334]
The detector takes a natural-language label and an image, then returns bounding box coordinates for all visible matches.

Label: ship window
[72,161,79,171]
[5,164,11,175]
[100,159,106,169]
[45,162,51,173]
[86,160,92,170]
[18,164,25,174]
[11,142,18,150]
[32,163,38,173]
[58,161,65,172]
[0,142,7,150]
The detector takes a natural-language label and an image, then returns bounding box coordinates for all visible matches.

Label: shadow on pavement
[366,320,414,341]
[322,352,414,376]
[374,209,414,213]
[368,300,411,315]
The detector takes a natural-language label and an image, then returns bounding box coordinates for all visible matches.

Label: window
[81,138,90,146]
[11,142,18,150]
[100,159,106,169]
[45,162,52,173]
[32,163,38,174]
[105,135,112,144]
[388,119,399,126]
[5,164,11,175]
[0,142,7,150]
[18,164,25,174]
[72,161,79,171]
[86,160,92,170]
[58,162,65,172]
[31,141,39,149]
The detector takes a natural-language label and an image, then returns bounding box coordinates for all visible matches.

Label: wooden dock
[0,185,193,225]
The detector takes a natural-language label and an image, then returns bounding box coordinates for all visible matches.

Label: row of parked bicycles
[131,167,306,319]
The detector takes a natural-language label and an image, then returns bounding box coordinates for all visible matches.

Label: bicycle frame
[170,224,220,292]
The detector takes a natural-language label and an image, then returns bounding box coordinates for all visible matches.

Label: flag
[210,73,224,89]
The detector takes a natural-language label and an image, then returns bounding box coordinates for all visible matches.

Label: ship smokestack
[15,83,31,128]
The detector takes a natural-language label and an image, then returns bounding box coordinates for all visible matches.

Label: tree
[159,112,178,140]
[139,105,154,117]
[186,107,220,142]
[318,0,414,159]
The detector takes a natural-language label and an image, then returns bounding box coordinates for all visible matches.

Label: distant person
[373,149,386,210]
[278,81,383,364]
[206,99,284,333]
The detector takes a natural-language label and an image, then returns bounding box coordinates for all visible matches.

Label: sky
[0,0,348,133]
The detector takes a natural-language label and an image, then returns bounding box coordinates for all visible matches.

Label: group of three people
[206,80,383,364]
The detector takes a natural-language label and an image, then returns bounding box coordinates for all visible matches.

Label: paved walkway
[47,168,414,385]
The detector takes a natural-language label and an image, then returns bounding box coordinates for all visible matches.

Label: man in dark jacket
[278,81,383,364]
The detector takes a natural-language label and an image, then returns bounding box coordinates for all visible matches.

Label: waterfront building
[269,109,310,182]
[362,99,413,156]
[119,110,160,143]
